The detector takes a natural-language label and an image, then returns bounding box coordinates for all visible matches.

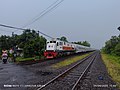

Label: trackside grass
[16,56,44,62]
[16,57,34,62]
[101,53,120,88]
[52,52,92,68]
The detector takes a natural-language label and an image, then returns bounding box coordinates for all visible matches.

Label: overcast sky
[0,0,120,49]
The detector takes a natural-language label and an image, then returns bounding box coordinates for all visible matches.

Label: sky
[0,0,120,49]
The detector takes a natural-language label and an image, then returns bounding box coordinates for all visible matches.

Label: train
[44,38,94,59]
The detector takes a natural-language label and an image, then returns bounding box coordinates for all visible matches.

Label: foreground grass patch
[16,57,34,62]
[16,56,44,62]
[101,53,120,88]
[52,52,92,68]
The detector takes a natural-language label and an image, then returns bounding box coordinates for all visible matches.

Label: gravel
[20,52,90,90]
[40,55,95,90]
[1,51,118,90]
[76,52,119,90]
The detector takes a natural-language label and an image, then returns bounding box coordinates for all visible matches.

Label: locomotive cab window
[50,41,56,43]
[53,41,56,43]
[59,42,63,45]
[57,42,59,46]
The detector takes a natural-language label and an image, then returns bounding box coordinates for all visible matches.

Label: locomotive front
[44,40,58,59]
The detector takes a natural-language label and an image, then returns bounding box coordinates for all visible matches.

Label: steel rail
[71,52,98,90]
[37,51,97,90]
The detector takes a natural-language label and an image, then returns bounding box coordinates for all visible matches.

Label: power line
[22,0,60,28]
[0,0,65,38]
[22,0,64,28]
[0,24,25,31]
[13,0,64,33]
[0,23,54,39]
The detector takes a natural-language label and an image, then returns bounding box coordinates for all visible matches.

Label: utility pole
[12,32,17,62]
[37,30,40,60]
[38,31,39,36]
[12,32,14,37]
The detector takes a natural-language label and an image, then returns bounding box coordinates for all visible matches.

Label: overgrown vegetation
[58,36,91,47]
[72,41,91,47]
[102,35,120,56]
[16,57,34,62]
[102,53,120,88]
[52,52,92,68]
[101,34,120,88]
[0,29,46,58]
[0,32,91,59]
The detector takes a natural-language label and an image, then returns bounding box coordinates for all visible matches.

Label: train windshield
[50,41,56,43]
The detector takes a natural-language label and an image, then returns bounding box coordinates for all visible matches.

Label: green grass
[16,57,34,62]
[101,53,120,88]
[16,55,44,62]
[52,52,92,68]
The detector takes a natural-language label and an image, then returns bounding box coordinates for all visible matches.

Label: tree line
[102,35,120,56]
[0,29,46,58]
[59,36,91,47]
[0,32,91,58]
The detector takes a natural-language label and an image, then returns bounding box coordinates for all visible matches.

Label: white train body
[44,39,94,58]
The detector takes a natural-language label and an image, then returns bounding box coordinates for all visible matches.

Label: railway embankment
[102,53,120,88]
[78,52,119,90]
[51,52,92,68]
[0,51,119,90]
[36,51,119,90]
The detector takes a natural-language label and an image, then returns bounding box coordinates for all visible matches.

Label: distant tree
[103,40,111,54]
[114,43,120,56]
[60,36,68,42]
[73,41,82,45]
[82,41,91,47]
[73,41,90,47]
[102,35,120,56]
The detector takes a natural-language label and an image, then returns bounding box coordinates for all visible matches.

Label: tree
[73,41,82,45]
[73,41,91,47]
[82,41,91,47]
[102,35,120,56]
[60,36,68,42]
[20,30,46,58]
[0,35,11,50]
[114,43,120,56]
[0,29,46,58]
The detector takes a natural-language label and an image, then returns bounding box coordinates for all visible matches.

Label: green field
[101,53,120,88]
[52,52,92,68]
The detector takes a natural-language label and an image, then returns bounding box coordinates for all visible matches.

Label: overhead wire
[22,0,60,28]
[21,0,64,28]
[0,24,25,31]
[0,0,65,39]
[13,0,63,33]
[0,23,54,38]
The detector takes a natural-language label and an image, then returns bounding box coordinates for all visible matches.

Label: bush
[102,35,120,56]
[114,43,120,56]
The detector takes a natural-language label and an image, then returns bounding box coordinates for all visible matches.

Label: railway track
[36,51,99,90]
